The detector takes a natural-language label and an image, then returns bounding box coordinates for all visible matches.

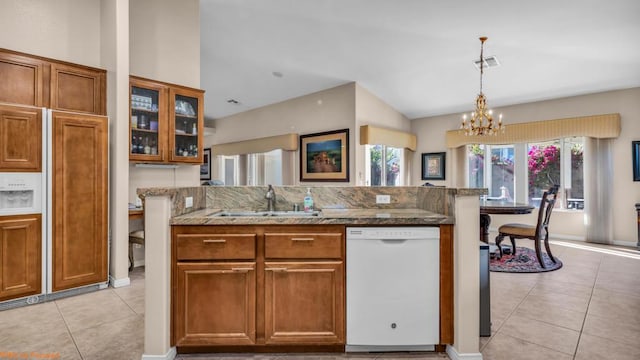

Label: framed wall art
[200,148,211,180]
[421,152,446,180]
[299,128,349,182]
[633,141,640,181]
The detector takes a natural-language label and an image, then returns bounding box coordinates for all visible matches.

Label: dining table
[479,199,535,244]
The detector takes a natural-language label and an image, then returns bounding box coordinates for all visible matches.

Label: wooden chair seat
[495,185,559,268]
[129,230,145,271]
[498,223,536,238]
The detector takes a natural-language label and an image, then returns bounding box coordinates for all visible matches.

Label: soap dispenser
[303,188,314,212]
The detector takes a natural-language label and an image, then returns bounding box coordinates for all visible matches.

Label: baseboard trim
[134,259,146,267]
[613,240,637,248]
[110,275,130,288]
[446,345,483,360]
[142,347,176,360]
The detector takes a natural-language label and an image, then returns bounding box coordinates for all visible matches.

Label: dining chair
[129,230,145,271]
[495,185,559,268]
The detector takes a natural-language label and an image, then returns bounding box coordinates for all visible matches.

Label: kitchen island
[138,186,486,360]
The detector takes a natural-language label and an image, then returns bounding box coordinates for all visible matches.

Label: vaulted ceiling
[200,0,640,120]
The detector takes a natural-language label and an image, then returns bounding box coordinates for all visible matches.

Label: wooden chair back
[535,185,559,238]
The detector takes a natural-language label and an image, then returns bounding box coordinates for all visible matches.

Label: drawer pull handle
[203,239,226,243]
[291,237,314,241]
[268,267,288,272]
[231,267,253,272]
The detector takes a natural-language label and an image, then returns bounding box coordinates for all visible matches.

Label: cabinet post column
[143,195,176,359]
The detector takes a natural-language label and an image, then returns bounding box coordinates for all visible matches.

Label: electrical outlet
[185,196,193,208]
[376,194,391,204]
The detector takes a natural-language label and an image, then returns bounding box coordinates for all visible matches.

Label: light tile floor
[0,238,639,360]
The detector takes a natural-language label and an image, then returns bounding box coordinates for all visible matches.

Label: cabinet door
[129,78,168,162]
[174,262,256,346]
[0,104,41,171]
[0,50,47,107]
[0,214,42,302]
[50,63,106,115]
[168,87,203,163]
[51,111,108,292]
[264,261,344,344]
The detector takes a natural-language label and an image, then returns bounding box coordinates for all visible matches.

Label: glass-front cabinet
[130,78,167,162]
[169,88,203,163]
[129,76,203,164]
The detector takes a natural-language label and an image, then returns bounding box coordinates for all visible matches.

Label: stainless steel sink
[214,211,269,217]
[269,211,321,217]
[212,210,321,217]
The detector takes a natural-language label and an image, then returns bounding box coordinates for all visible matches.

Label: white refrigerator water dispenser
[0,173,43,216]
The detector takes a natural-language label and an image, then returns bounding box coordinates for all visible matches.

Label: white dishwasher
[346,227,440,352]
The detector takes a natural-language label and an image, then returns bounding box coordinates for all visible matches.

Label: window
[366,145,403,186]
[247,149,283,185]
[217,149,284,186]
[467,138,584,209]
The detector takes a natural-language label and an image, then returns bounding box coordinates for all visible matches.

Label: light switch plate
[185,196,193,208]
[376,195,391,204]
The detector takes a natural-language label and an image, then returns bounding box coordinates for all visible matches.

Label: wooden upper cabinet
[51,111,108,292]
[0,50,48,108]
[129,77,168,162]
[0,48,106,115]
[130,76,204,164]
[169,87,204,163]
[0,104,42,172]
[50,62,106,116]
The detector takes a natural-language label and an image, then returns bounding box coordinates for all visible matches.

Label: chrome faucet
[265,184,276,212]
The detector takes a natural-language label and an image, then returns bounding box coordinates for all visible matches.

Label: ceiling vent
[473,55,500,70]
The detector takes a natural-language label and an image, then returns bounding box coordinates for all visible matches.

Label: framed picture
[421,152,446,180]
[300,128,349,182]
[200,148,211,180]
[633,141,640,181]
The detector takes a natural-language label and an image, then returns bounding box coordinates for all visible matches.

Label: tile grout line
[53,299,84,360]
[571,255,602,360]
[480,271,540,353]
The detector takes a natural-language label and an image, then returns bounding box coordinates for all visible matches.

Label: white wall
[410,88,640,244]
[211,83,356,185]
[355,84,411,185]
[0,0,102,67]
[128,0,201,202]
[129,0,200,88]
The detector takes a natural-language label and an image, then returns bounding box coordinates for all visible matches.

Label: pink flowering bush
[528,144,560,197]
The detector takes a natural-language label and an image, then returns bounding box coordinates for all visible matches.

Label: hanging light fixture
[460,36,504,136]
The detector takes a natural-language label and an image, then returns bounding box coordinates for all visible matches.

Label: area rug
[490,246,563,273]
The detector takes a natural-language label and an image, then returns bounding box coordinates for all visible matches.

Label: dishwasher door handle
[380,238,409,244]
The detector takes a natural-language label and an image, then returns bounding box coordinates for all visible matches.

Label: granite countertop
[171,208,453,225]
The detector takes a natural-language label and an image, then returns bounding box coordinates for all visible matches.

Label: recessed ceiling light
[272,71,284,78]
[226,99,240,104]
[473,55,500,70]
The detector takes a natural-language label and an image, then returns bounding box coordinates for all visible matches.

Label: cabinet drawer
[176,234,256,260]
[265,232,343,259]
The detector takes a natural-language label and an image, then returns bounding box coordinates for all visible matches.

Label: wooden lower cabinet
[174,262,256,346]
[264,261,344,344]
[0,214,41,302]
[172,225,346,350]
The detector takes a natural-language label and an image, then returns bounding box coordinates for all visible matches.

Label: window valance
[212,133,298,156]
[445,113,621,148]
[360,125,417,151]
